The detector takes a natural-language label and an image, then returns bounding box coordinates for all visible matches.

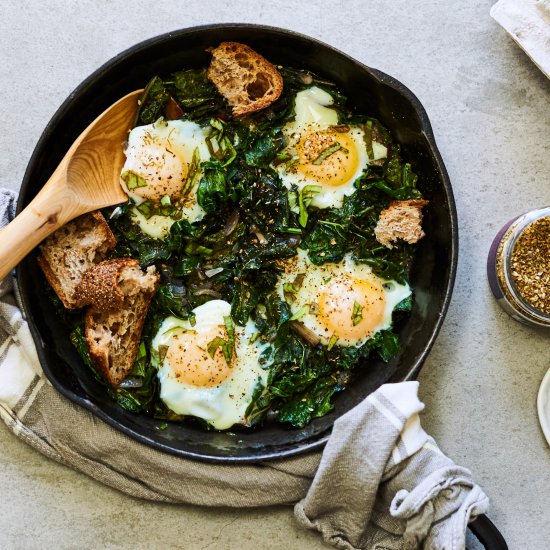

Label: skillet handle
[468,514,508,550]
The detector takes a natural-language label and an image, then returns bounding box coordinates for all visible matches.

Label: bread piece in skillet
[374,199,429,249]
[76,258,160,386]
[37,211,116,309]
[207,42,283,116]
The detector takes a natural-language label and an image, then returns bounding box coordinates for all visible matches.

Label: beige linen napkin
[0,189,488,550]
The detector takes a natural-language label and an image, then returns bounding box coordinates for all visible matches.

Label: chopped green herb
[248,331,261,345]
[151,344,169,370]
[150,347,161,369]
[288,191,298,209]
[182,147,201,196]
[121,170,148,190]
[327,334,339,351]
[206,119,237,167]
[290,305,310,321]
[283,273,306,298]
[273,152,294,166]
[352,300,363,326]
[309,302,320,315]
[280,226,302,234]
[283,282,296,295]
[184,243,213,256]
[210,118,224,133]
[158,345,169,364]
[136,201,153,219]
[162,326,195,337]
[223,315,235,363]
[298,185,322,227]
[207,336,226,360]
[206,317,235,365]
[312,142,348,165]
[134,198,183,221]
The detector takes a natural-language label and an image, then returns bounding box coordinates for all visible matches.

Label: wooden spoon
[0,89,142,280]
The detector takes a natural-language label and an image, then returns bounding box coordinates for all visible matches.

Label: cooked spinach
[70,326,100,376]
[61,61,425,429]
[243,293,404,428]
[135,76,170,125]
[136,69,225,125]
[197,160,229,213]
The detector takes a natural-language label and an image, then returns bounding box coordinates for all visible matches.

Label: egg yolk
[295,129,359,187]
[164,327,233,387]
[318,277,386,341]
[126,137,188,202]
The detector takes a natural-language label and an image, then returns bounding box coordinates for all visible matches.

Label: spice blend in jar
[509,216,550,315]
[487,207,550,328]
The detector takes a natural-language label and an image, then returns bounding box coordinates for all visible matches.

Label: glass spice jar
[487,207,550,328]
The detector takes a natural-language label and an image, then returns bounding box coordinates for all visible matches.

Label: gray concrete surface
[1,0,549,548]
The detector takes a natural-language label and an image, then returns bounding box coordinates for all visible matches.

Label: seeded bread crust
[82,259,159,386]
[76,257,137,312]
[37,211,116,308]
[374,199,429,249]
[207,42,283,116]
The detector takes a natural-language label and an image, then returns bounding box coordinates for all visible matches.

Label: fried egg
[120,118,211,239]
[275,87,370,209]
[276,249,411,347]
[151,300,268,430]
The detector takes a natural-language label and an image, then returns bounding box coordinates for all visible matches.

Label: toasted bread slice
[207,42,283,116]
[81,259,159,386]
[37,211,116,308]
[374,199,429,249]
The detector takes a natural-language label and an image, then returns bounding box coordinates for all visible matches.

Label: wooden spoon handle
[0,176,82,280]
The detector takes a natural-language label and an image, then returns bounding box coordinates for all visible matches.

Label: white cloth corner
[294,382,489,550]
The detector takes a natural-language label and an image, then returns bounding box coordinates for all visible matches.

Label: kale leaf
[197,160,229,213]
[136,76,170,125]
[244,128,286,167]
[172,69,217,109]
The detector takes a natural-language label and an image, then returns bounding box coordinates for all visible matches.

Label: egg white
[276,249,411,347]
[121,118,211,239]
[151,300,269,430]
[275,87,370,209]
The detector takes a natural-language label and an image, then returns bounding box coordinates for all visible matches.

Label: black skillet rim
[16,23,458,463]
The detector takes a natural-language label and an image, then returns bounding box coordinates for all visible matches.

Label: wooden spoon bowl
[0,90,142,280]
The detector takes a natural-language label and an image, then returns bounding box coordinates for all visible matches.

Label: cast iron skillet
[16,24,458,463]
